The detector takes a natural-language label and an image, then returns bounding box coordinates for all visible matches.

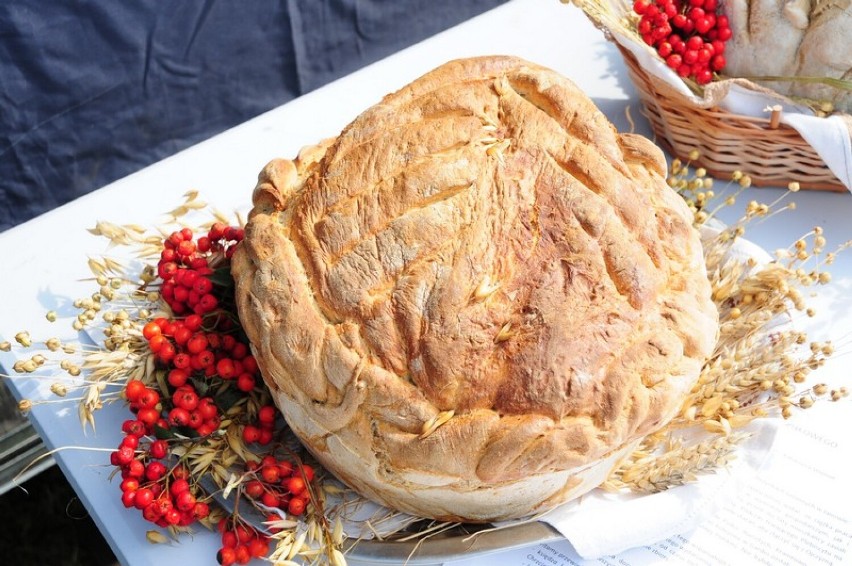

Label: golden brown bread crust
[232,56,719,521]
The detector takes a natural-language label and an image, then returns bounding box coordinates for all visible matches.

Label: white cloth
[539,420,778,558]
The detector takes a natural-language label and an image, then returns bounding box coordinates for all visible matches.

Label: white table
[2,1,851,564]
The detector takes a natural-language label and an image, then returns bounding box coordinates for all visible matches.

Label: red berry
[187,334,208,355]
[234,525,254,545]
[696,68,713,84]
[666,53,683,69]
[222,530,238,549]
[300,464,315,483]
[245,480,265,500]
[145,461,168,481]
[114,445,135,466]
[217,358,236,380]
[127,459,145,478]
[711,54,726,71]
[138,388,160,409]
[287,497,306,516]
[137,407,159,427]
[168,368,189,388]
[695,16,712,33]
[120,478,140,493]
[184,313,203,331]
[133,487,154,510]
[170,478,191,496]
[194,502,210,519]
[147,333,166,354]
[121,490,136,508]
[198,293,218,313]
[194,423,214,437]
[236,373,255,392]
[234,545,251,565]
[198,398,218,421]
[186,410,203,430]
[158,261,179,280]
[174,326,192,347]
[125,380,146,403]
[258,405,277,425]
[209,223,227,240]
[121,419,146,436]
[176,491,197,512]
[150,439,169,459]
[261,465,280,484]
[286,476,306,496]
[177,240,196,257]
[685,35,702,50]
[142,502,162,523]
[277,461,295,478]
[172,353,191,370]
[168,407,191,427]
[633,0,649,13]
[261,491,280,508]
[217,547,236,566]
[193,276,213,295]
[258,428,273,445]
[241,356,258,375]
[142,322,162,341]
[242,425,261,444]
[197,236,211,253]
[174,389,199,411]
[157,342,176,363]
[173,465,191,480]
[165,507,182,525]
[248,538,269,559]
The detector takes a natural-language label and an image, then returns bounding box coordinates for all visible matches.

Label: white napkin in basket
[610,31,852,191]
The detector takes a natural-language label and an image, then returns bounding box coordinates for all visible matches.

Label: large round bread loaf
[231,56,719,521]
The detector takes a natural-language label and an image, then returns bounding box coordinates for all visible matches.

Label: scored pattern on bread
[232,56,718,521]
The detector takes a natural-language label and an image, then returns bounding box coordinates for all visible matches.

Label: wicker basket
[617,45,847,192]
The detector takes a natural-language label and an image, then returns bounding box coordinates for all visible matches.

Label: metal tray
[344,520,564,565]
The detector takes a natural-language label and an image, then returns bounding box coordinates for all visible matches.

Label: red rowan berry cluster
[242,455,315,518]
[157,223,244,316]
[216,519,271,566]
[111,418,210,528]
[633,0,731,84]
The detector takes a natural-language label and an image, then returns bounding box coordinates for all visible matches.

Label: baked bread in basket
[722,0,851,113]
[231,56,719,521]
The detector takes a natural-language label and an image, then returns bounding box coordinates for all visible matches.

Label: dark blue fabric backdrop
[0,0,507,231]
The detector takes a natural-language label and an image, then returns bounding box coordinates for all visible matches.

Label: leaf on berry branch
[209,267,235,289]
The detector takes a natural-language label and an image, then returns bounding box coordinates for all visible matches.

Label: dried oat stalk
[609,159,849,494]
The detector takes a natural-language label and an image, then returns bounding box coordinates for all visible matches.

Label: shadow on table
[0,464,118,565]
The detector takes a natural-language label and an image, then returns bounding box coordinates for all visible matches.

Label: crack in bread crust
[232,56,719,521]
